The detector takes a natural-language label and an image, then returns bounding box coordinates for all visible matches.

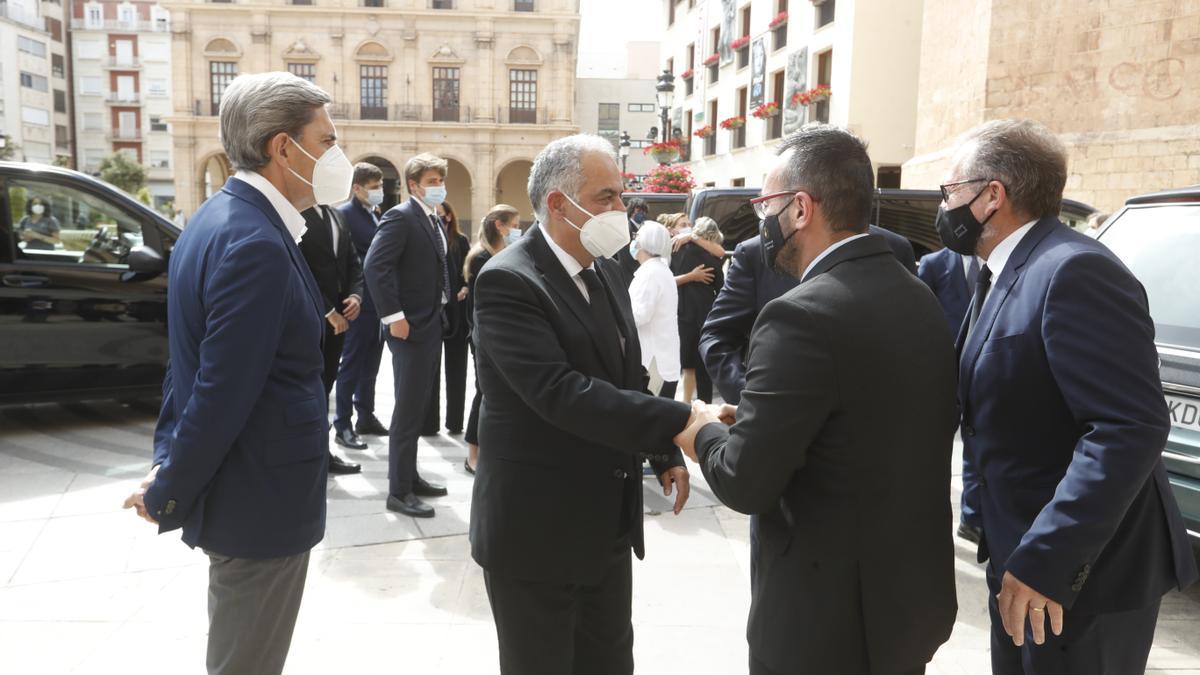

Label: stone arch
[505,45,543,66]
[198,152,232,204]
[441,156,475,235]
[494,159,534,226]
[354,40,393,62]
[203,37,241,58]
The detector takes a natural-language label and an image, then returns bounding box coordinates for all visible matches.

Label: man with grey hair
[469,133,698,674]
[121,71,353,674]
[942,118,1196,673]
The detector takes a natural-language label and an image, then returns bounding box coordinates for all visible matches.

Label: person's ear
[547,191,566,218]
[270,132,291,166]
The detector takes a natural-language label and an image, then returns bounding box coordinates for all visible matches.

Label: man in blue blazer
[333,162,390,447]
[363,152,452,518]
[943,119,1196,673]
[121,72,353,674]
[917,244,983,544]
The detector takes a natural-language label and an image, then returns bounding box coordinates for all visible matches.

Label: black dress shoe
[463,458,476,476]
[328,453,362,475]
[335,428,367,450]
[355,415,389,436]
[956,522,982,545]
[386,493,434,518]
[412,477,448,497]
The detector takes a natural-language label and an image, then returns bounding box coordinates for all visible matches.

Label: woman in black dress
[462,204,521,474]
[424,200,472,435]
[670,216,725,403]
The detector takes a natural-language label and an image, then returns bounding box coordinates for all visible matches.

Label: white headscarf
[635,222,671,258]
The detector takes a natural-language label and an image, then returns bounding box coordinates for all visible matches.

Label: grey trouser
[206,550,311,675]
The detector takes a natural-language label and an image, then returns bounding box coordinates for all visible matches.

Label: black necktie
[967,264,993,338]
[579,268,625,379]
[431,214,450,301]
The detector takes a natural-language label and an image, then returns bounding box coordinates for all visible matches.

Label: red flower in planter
[703,53,719,67]
[751,102,780,119]
[680,68,694,79]
[719,115,746,130]
[693,124,715,139]
[769,11,788,29]
[730,36,750,50]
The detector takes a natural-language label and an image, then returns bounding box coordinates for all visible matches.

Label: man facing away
[676,125,960,675]
[122,71,353,674]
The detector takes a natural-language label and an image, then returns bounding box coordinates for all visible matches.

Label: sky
[577,0,665,77]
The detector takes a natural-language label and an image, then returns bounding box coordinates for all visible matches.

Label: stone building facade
[903,0,1200,213]
[164,0,581,232]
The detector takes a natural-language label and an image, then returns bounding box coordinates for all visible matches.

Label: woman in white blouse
[627,222,681,399]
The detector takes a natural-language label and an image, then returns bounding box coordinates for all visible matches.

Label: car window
[1100,204,1200,350]
[696,194,759,248]
[8,177,144,267]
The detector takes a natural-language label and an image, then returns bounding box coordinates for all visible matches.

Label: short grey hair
[957,119,1067,219]
[219,72,332,172]
[528,134,617,223]
[692,216,724,244]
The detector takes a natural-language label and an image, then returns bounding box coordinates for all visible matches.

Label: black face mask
[760,209,799,276]
[936,185,996,255]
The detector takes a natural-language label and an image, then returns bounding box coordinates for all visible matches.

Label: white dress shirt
[380,196,450,326]
[801,232,871,281]
[543,223,591,301]
[982,219,1038,281]
[234,170,306,244]
[628,256,680,383]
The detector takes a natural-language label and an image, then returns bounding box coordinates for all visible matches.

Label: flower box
[645,164,696,194]
[693,124,715,139]
[680,68,694,80]
[730,36,750,51]
[790,84,832,107]
[703,53,719,67]
[768,11,788,29]
[751,102,780,119]
[644,140,681,163]
[719,116,746,130]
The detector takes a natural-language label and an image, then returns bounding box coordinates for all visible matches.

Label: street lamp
[655,69,676,144]
[619,130,631,173]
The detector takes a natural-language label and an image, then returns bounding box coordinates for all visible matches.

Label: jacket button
[613,469,627,479]
[963,426,976,437]
[1071,583,1084,592]
[165,499,176,515]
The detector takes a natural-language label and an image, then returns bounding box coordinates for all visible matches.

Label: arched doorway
[443,158,474,239]
[200,153,231,203]
[495,160,534,227]
[357,155,401,212]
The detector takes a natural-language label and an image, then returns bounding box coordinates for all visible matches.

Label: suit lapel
[222,178,325,320]
[528,226,624,383]
[597,259,640,387]
[409,197,446,263]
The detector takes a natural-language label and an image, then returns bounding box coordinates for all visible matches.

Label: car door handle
[3,273,50,288]
[1164,450,1200,466]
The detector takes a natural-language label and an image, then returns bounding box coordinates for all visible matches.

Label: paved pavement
[1,362,1199,674]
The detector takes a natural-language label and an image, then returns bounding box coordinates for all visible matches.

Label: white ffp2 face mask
[562,193,630,259]
[288,139,354,205]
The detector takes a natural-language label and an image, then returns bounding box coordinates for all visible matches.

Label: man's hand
[457,287,469,302]
[342,296,361,322]
[122,465,160,524]
[671,232,692,253]
[389,317,411,340]
[673,400,724,462]
[327,311,350,335]
[996,570,1064,646]
[659,466,690,514]
[688,264,715,285]
[716,403,737,425]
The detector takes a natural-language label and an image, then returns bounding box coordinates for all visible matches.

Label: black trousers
[986,565,1161,674]
[483,539,634,675]
[750,655,924,675]
[319,324,347,398]
[465,340,482,445]
[385,335,441,496]
[423,327,469,434]
[333,308,384,432]
[693,361,713,403]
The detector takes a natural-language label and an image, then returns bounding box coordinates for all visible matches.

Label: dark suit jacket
[444,231,470,339]
[959,217,1198,613]
[335,198,380,313]
[469,225,691,585]
[917,246,971,335]
[146,177,328,559]
[700,226,915,404]
[299,205,363,316]
[465,249,491,335]
[670,240,725,324]
[695,235,959,673]
[362,196,447,343]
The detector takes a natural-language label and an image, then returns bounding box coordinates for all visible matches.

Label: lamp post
[655,69,676,145]
[619,130,630,174]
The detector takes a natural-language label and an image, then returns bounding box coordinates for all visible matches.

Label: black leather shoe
[335,428,367,450]
[387,493,434,518]
[956,522,982,545]
[355,415,389,436]
[412,477,448,497]
[328,453,362,475]
[463,458,476,476]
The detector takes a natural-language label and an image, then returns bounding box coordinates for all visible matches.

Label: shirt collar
[541,222,589,278]
[234,170,307,244]
[411,195,437,219]
[982,219,1038,280]
[802,232,871,281]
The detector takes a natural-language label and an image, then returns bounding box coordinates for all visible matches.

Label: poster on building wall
[750,38,766,108]
[719,0,735,66]
[783,47,809,135]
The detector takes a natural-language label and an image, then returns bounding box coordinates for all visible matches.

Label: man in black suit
[470,134,697,675]
[676,126,959,675]
[299,203,363,475]
[363,153,451,517]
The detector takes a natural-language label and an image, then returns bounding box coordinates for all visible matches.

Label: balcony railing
[107,129,143,141]
[106,92,142,104]
[514,0,534,10]
[328,103,479,123]
[498,106,542,124]
[70,18,169,32]
[104,56,142,69]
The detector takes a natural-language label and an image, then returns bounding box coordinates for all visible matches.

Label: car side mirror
[128,245,165,273]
